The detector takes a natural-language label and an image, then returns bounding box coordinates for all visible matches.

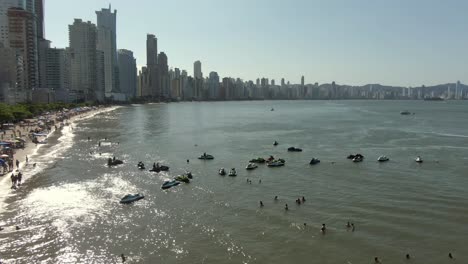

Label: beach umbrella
[0,154,8,158]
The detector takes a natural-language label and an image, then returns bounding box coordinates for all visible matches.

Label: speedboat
[415,156,423,163]
[198,154,214,160]
[120,193,145,204]
[309,158,320,165]
[288,147,303,152]
[246,163,258,170]
[228,168,237,176]
[219,168,226,175]
[377,156,389,162]
[249,157,265,163]
[267,160,285,167]
[162,180,180,190]
[175,175,190,183]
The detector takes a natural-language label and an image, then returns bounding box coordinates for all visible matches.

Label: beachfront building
[6,6,38,102]
[118,49,137,99]
[0,43,17,103]
[158,52,169,100]
[68,19,98,102]
[96,5,119,97]
[146,34,159,99]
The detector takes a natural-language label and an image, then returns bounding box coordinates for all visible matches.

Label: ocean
[1,100,467,264]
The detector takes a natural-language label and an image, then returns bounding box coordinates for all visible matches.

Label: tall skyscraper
[8,6,38,100]
[146,34,159,98]
[117,49,137,99]
[208,71,219,100]
[96,5,118,95]
[158,52,169,99]
[34,0,44,39]
[69,19,97,101]
[0,43,17,102]
[194,60,202,79]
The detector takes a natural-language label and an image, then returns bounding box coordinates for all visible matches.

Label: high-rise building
[69,19,97,101]
[281,78,285,87]
[158,52,169,99]
[37,38,50,87]
[0,43,17,103]
[118,49,137,99]
[194,60,202,79]
[208,71,219,100]
[146,34,159,98]
[96,5,118,96]
[8,6,38,101]
[34,0,44,39]
[44,47,70,91]
[0,0,23,47]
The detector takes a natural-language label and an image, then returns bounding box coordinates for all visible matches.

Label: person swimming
[121,253,126,262]
[260,201,264,207]
[374,257,381,263]
[351,223,355,232]
[406,254,410,259]
[301,196,306,202]
[285,204,288,210]
[274,196,278,200]
[449,253,453,259]
[321,224,326,233]
[346,221,351,228]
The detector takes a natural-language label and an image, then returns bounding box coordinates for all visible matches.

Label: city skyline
[43,0,468,87]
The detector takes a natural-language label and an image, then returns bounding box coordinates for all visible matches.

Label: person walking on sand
[16,159,19,169]
[25,156,28,163]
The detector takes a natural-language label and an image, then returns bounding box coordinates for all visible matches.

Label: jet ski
[161,180,180,190]
[120,193,145,204]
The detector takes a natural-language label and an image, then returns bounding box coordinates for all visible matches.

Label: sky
[44,0,468,86]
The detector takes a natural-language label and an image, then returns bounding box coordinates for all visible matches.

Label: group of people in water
[10,169,23,189]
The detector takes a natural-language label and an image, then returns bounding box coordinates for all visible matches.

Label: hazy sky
[45,0,468,86]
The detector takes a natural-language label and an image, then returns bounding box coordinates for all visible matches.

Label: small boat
[228,168,237,176]
[120,193,145,204]
[267,160,285,167]
[273,141,278,146]
[415,156,423,163]
[198,153,214,160]
[246,163,258,170]
[400,111,411,115]
[175,175,190,183]
[377,156,389,162]
[309,158,320,165]
[161,180,180,190]
[219,168,226,175]
[249,157,265,163]
[288,147,302,152]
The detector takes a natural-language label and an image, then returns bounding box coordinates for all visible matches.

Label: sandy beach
[0,106,120,213]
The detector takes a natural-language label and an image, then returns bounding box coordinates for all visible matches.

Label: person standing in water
[321,224,326,234]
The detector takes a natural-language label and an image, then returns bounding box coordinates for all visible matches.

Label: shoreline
[0,106,121,214]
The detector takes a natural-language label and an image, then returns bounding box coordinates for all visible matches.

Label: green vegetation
[0,102,91,123]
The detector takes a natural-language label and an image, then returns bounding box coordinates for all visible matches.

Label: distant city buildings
[0,2,467,104]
